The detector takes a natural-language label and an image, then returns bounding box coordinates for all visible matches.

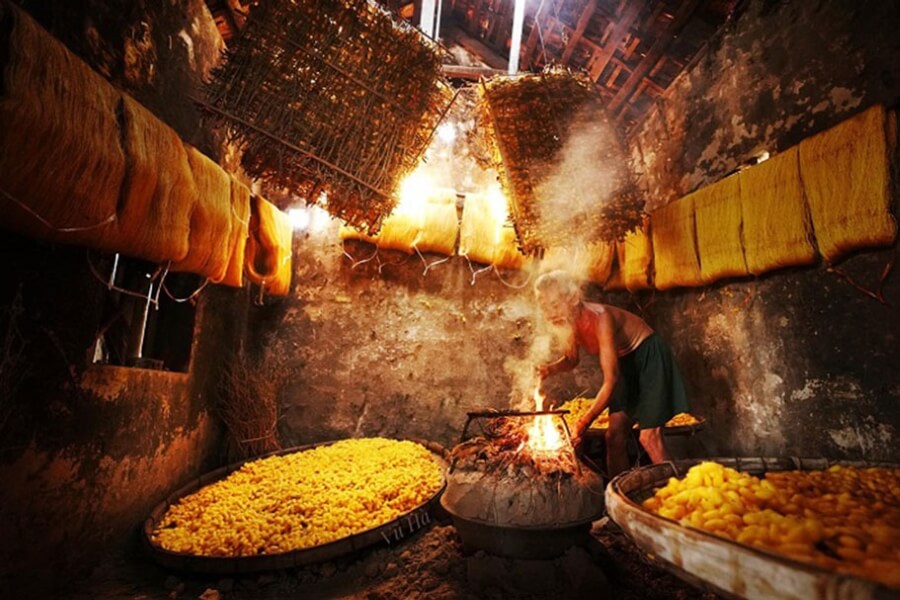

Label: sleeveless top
[580,302,654,357]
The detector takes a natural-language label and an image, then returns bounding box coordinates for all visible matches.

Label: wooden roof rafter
[442,0,738,132]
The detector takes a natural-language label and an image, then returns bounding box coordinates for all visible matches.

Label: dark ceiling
[205,0,740,133]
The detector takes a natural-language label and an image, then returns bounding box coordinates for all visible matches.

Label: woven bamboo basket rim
[143,437,448,574]
[606,457,900,599]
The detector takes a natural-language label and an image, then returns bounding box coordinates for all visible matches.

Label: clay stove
[441,409,605,560]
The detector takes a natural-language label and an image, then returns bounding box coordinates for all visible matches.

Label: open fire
[442,403,605,559]
[526,388,565,455]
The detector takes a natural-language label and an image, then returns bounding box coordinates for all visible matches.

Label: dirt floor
[63,518,722,600]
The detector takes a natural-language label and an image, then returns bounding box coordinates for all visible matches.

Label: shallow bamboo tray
[606,457,898,600]
[143,438,448,574]
[581,416,706,439]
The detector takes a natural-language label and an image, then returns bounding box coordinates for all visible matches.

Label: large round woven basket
[143,438,448,575]
[606,457,898,600]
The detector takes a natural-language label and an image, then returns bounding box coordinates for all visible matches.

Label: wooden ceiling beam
[608,0,703,115]
[561,0,597,65]
[532,13,605,53]
[587,0,646,82]
[442,65,507,80]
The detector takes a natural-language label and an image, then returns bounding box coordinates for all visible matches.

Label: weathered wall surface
[598,250,899,462]
[220,0,899,474]
[15,0,224,152]
[267,221,897,464]
[631,0,900,209]
[622,0,900,461]
[0,1,238,595]
[257,232,547,450]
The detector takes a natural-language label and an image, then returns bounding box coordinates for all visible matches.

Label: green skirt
[608,333,690,429]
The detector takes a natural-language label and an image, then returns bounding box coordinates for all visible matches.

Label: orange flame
[527,388,564,454]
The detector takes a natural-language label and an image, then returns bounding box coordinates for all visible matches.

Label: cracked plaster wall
[621,0,899,461]
[0,1,238,594]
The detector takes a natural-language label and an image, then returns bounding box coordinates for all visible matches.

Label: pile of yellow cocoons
[642,461,900,588]
[152,438,445,557]
[561,398,699,430]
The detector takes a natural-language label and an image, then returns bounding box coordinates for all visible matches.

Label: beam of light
[508,0,527,74]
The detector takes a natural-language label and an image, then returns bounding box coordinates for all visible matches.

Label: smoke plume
[506,106,629,409]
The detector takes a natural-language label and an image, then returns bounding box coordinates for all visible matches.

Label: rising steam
[506,105,629,409]
[532,105,628,282]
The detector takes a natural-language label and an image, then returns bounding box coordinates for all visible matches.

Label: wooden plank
[587,0,646,82]
[493,5,514,49]
[541,14,602,51]
[442,64,507,79]
[608,0,703,114]
[642,78,666,96]
[605,63,624,87]
[560,0,597,64]
[622,34,641,60]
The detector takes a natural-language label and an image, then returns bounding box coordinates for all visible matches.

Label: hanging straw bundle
[652,196,703,291]
[586,241,616,286]
[414,189,459,256]
[373,212,420,254]
[338,189,458,256]
[493,225,531,271]
[541,241,615,286]
[459,192,529,270]
[339,225,378,245]
[459,192,502,266]
[171,146,234,280]
[219,176,252,289]
[693,174,748,283]
[799,104,897,264]
[246,195,293,296]
[619,220,653,292]
[0,5,125,244]
[105,94,196,263]
[740,146,816,275]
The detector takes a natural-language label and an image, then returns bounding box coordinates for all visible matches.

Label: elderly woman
[534,270,689,477]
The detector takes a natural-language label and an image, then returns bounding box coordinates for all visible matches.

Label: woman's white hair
[534,269,582,306]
